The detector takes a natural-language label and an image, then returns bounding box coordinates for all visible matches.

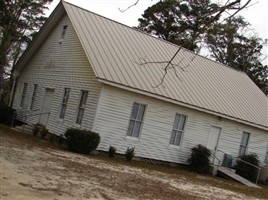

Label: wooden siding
[63,2,268,130]
[13,14,101,134]
[93,85,268,164]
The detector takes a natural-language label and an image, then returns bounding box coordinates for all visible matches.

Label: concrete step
[217,166,261,188]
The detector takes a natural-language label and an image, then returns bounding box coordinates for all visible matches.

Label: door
[207,126,221,163]
[207,126,221,151]
[39,88,54,126]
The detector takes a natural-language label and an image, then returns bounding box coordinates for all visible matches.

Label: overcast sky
[47,0,268,58]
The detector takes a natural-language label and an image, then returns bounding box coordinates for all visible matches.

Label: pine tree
[0,0,53,98]
[138,0,267,94]
[206,17,268,94]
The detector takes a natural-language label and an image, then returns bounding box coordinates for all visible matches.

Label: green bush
[235,153,260,183]
[188,144,211,173]
[65,128,100,154]
[125,147,135,161]
[108,146,116,158]
[40,127,48,140]
[0,103,14,125]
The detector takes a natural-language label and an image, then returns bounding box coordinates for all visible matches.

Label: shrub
[125,147,135,161]
[32,125,40,136]
[188,144,211,173]
[235,153,260,183]
[40,127,49,140]
[65,128,100,154]
[108,146,116,158]
[58,134,65,146]
[48,133,56,143]
[0,103,14,125]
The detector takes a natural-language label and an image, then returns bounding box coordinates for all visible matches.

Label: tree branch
[119,0,140,12]
[133,46,198,87]
[223,0,252,21]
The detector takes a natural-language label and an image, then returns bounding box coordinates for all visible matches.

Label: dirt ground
[0,126,267,200]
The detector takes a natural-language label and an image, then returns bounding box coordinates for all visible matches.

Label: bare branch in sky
[120,0,253,22]
[118,0,140,12]
[223,0,252,21]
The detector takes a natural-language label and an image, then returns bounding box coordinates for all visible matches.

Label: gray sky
[47,0,268,59]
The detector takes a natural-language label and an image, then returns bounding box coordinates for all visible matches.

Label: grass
[0,124,64,150]
[1,124,268,199]
[92,155,268,199]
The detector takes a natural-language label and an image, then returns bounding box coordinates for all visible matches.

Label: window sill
[73,123,81,129]
[168,144,181,150]
[125,136,140,142]
[57,118,64,123]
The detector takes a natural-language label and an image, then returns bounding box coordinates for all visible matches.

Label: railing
[235,157,261,185]
[11,109,50,128]
[210,151,222,175]
[210,151,221,165]
[11,109,39,127]
[216,149,261,185]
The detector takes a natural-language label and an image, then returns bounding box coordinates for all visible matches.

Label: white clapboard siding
[63,2,268,131]
[13,14,101,134]
[93,85,268,164]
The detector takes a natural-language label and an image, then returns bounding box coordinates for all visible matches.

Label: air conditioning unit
[222,154,233,168]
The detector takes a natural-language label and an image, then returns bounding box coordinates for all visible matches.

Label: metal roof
[22,1,268,130]
[62,2,268,130]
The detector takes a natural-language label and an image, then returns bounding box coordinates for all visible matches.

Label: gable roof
[15,1,268,131]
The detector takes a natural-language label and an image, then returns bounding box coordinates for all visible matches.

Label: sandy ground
[0,130,265,200]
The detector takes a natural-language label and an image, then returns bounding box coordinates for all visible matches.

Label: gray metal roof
[31,2,268,130]
[62,1,268,130]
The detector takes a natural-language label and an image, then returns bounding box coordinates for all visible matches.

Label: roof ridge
[62,0,246,76]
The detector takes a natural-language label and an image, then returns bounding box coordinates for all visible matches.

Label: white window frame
[29,84,38,110]
[59,88,70,119]
[76,90,88,125]
[126,102,147,138]
[20,83,28,108]
[169,114,187,146]
[238,132,250,156]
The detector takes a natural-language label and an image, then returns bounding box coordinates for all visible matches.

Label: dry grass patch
[1,124,267,200]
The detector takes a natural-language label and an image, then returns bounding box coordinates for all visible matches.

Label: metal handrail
[210,151,221,166]
[11,109,40,125]
[11,109,49,127]
[25,111,50,117]
[216,149,261,185]
[210,151,221,175]
[23,111,50,132]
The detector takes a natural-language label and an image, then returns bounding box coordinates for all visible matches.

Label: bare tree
[133,47,197,87]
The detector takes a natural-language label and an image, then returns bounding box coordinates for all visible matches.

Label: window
[169,114,187,146]
[76,90,88,124]
[20,83,28,108]
[29,84,38,110]
[127,103,146,138]
[59,88,70,119]
[60,25,68,39]
[238,132,250,156]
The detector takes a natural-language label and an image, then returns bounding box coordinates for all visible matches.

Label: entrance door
[39,88,54,126]
[207,126,221,151]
